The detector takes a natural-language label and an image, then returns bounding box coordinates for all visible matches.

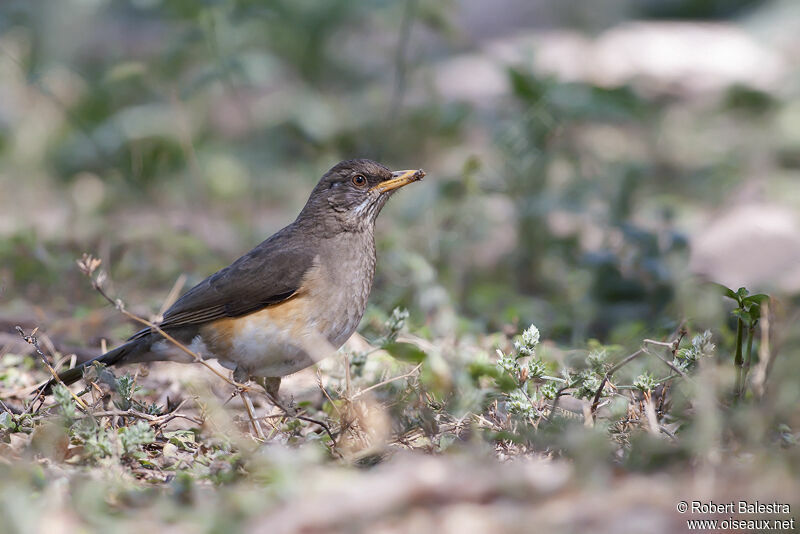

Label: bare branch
[17,326,90,411]
[350,363,422,400]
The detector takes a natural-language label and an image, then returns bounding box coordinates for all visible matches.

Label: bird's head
[298,159,425,233]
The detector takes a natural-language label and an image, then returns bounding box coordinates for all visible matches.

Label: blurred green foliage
[495,69,686,339]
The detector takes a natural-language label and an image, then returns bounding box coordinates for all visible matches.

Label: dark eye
[351,174,367,187]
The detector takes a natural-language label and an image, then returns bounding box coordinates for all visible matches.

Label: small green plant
[719,285,769,400]
[0,411,32,436]
[53,384,78,422]
[633,372,658,394]
[73,420,114,459]
[385,307,410,343]
[119,421,156,457]
[115,374,137,410]
[673,330,715,372]
[496,324,567,422]
[485,321,726,454]
[586,349,609,375]
[574,370,602,400]
[513,324,540,357]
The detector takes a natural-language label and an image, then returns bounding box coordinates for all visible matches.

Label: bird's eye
[351,174,367,187]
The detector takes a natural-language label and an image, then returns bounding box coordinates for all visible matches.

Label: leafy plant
[673,330,715,372]
[633,372,658,394]
[718,285,769,400]
[53,384,78,422]
[495,324,567,423]
[119,422,156,457]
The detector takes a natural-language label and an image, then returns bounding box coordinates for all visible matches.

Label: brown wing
[129,224,316,339]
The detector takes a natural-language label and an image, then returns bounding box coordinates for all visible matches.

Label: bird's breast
[306,234,376,346]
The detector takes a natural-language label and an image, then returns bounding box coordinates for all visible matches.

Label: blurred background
[2,1,800,532]
[1,0,799,346]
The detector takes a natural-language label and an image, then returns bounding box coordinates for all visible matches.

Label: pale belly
[214,300,361,377]
[149,325,329,378]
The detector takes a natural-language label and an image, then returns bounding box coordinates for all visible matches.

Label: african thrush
[46,159,424,396]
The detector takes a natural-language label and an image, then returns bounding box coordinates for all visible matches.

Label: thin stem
[642,339,675,349]
[17,326,90,411]
[733,317,744,401]
[547,384,573,419]
[740,325,755,399]
[350,363,422,400]
[0,397,16,415]
[79,409,204,427]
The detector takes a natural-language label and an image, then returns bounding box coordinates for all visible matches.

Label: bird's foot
[254,376,281,398]
[252,375,335,443]
[253,376,297,415]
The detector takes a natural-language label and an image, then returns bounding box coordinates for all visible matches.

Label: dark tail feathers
[41,338,147,395]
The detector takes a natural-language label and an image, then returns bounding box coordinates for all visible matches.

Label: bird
[43,159,424,398]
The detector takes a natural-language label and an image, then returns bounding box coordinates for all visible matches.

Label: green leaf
[382,342,427,364]
[53,384,77,421]
[115,374,137,411]
[508,67,546,102]
[743,294,769,306]
[0,411,17,431]
[119,421,155,455]
[736,287,749,299]
[732,309,749,321]
[633,371,659,393]
[712,282,739,301]
[164,430,196,450]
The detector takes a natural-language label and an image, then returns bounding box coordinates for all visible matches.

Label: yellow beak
[371,169,426,194]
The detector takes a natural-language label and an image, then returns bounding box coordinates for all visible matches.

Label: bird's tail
[41,337,149,395]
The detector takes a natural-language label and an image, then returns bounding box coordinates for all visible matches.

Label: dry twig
[590,348,644,422]
[17,326,89,412]
[350,363,422,400]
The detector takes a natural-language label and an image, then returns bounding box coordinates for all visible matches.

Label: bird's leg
[254,375,335,443]
[255,376,281,398]
[233,365,249,385]
[254,376,295,414]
